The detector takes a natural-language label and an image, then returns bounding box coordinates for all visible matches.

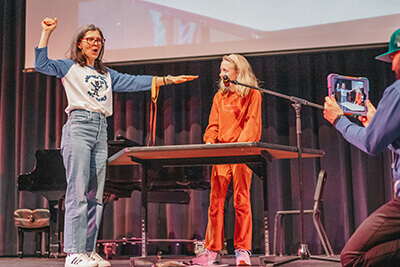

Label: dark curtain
[0,0,395,256]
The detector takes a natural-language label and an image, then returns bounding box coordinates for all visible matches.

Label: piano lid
[17,149,67,192]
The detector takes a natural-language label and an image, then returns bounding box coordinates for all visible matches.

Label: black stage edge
[0,255,342,266]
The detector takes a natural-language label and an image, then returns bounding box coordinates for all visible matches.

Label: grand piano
[17,137,206,257]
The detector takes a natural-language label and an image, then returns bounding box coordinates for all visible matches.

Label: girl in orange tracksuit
[192,54,262,266]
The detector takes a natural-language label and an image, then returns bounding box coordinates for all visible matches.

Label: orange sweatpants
[205,164,253,251]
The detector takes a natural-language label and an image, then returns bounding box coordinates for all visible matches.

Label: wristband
[333,114,345,127]
[163,76,166,85]
[166,75,172,85]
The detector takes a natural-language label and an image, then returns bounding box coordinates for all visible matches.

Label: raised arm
[38,17,57,48]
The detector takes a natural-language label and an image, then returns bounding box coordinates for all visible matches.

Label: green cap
[376,28,400,63]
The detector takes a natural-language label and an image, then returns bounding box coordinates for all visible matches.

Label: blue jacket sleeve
[34,47,74,78]
[108,68,153,92]
[336,81,400,155]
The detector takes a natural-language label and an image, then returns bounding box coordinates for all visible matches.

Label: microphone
[222,75,231,88]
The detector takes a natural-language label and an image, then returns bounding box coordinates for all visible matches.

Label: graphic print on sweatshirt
[85,74,108,102]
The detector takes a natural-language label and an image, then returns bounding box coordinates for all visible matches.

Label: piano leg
[17,228,24,259]
[48,199,62,257]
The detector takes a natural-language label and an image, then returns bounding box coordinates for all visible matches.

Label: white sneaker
[89,251,111,267]
[235,249,251,266]
[65,253,98,267]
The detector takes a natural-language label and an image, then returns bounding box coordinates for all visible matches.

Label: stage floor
[0,255,341,266]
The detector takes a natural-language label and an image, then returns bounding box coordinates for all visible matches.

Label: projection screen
[25,0,400,69]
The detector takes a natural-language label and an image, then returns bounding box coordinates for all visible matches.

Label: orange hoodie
[204,89,262,144]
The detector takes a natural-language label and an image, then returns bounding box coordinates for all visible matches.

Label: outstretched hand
[41,17,57,32]
[323,95,344,124]
[169,75,198,84]
[358,100,376,127]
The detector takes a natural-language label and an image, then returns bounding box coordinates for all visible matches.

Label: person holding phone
[35,17,197,267]
[324,28,400,266]
[191,54,262,266]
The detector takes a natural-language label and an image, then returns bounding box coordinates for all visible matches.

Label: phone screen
[328,74,369,116]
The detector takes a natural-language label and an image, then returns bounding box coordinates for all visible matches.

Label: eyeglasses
[80,37,106,45]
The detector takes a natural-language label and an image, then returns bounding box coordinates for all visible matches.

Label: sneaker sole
[65,265,98,267]
[65,263,98,267]
[191,264,229,267]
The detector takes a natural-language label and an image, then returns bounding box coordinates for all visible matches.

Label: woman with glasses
[35,17,197,267]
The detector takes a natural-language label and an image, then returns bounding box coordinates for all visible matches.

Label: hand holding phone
[358,100,376,127]
[323,94,344,124]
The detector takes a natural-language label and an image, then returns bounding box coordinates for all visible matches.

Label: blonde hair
[218,54,258,97]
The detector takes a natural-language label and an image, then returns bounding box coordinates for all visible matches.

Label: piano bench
[13,209,50,259]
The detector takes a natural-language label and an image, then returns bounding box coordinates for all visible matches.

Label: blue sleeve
[336,82,400,155]
[108,68,153,92]
[34,47,74,78]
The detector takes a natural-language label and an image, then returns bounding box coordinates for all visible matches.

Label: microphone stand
[228,78,337,264]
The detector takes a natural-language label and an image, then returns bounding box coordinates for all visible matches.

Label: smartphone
[327,73,369,116]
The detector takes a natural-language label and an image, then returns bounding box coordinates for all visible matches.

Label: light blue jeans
[61,109,108,253]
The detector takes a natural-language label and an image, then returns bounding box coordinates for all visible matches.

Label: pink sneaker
[235,249,251,266]
[191,249,220,266]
